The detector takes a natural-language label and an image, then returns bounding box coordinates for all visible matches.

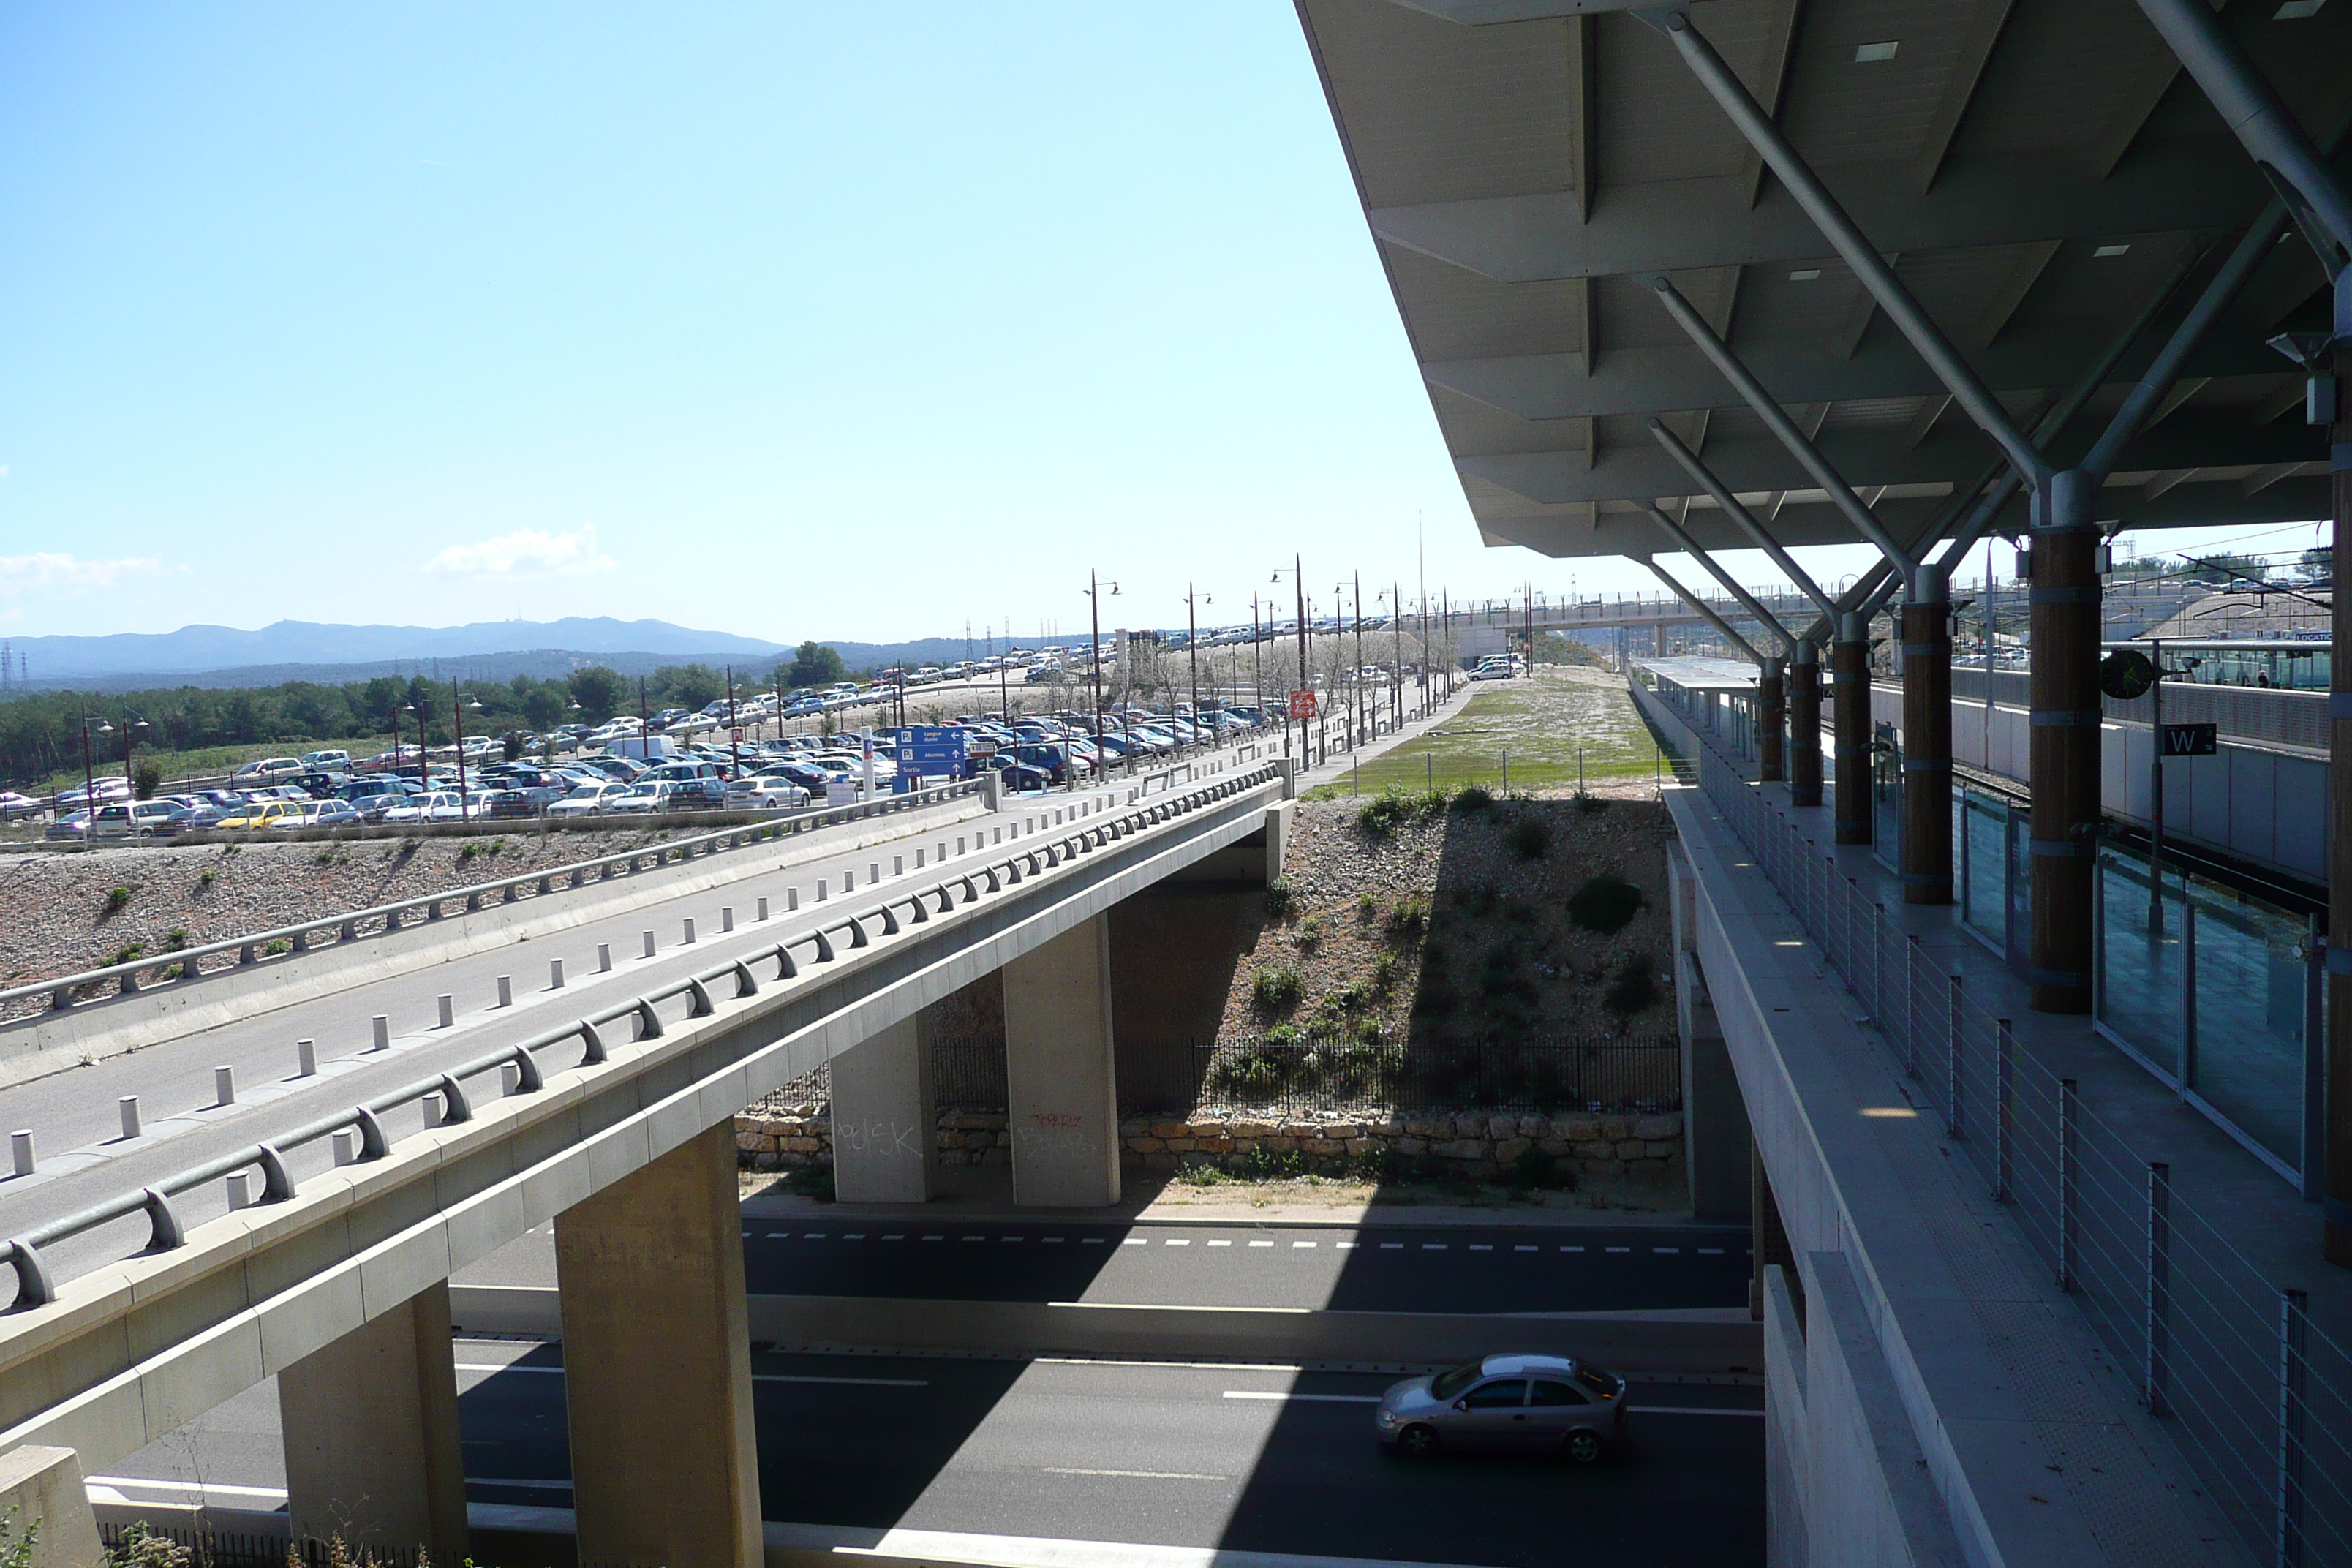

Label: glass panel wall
[2095,852,2184,1074]
[1959,786,2009,950]
[2184,886,2312,1169]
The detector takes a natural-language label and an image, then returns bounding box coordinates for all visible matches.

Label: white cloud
[424,526,616,578]
[0,552,166,598]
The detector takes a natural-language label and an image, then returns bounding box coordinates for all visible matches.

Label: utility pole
[725,664,741,780]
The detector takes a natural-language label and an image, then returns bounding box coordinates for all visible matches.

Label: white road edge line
[1221,1391,1381,1404]
[456,1363,927,1387]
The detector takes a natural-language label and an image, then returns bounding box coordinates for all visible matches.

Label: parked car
[0,791,43,821]
[232,757,306,783]
[45,810,91,842]
[656,778,727,812]
[1373,1354,1626,1463]
[300,749,353,771]
[88,800,188,841]
[546,782,634,818]
[723,777,813,811]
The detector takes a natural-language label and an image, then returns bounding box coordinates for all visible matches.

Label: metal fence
[1682,719,2351,1567]
[1123,1036,1680,1117]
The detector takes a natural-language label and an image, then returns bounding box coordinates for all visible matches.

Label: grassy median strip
[1313,670,1667,798]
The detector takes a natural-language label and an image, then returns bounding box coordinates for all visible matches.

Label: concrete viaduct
[0,763,1294,1567]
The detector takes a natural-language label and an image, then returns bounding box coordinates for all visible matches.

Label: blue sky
[0,6,2315,649]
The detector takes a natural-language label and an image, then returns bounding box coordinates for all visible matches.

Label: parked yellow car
[216,801,303,831]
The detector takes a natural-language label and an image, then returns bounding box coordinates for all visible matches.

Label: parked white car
[723,777,813,811]
[546,782,636,818]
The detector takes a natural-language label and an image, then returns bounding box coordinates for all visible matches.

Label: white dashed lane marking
[748,1229,1749,1256]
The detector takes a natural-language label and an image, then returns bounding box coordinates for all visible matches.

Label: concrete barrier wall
[1873,685,2327,884]
[445,1285,1762,1375]
[0,798,993,1090]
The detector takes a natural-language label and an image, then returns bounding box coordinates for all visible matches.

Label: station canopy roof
[1297,0,2352,559]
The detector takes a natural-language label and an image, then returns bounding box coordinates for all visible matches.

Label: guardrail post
[119,1096,141,1139]
[436,994,454,1029]
[1994,1025,2013,1213]
[1942,973,1965,1137]
[1903,933,1922,1078]
[2145,1160,2171,1416]
[372,1014,391,1052]
[2277,1287,2309,1567]
[2060,1086,2078,1297]
[10,1130,33,1177]
[298,1038,317,1076]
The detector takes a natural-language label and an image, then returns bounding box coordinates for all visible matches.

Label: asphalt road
[0,785,1139,1285]
[453,1217,1753,1314]
[94,1343,1766,1568]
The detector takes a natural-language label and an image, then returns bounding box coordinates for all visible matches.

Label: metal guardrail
[0,779,987,1018]
[1634,679,2351,1568]
[0,762,1285,1310]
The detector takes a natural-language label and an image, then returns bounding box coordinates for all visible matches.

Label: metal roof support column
[2029,471,2101,1014]
[1640,502,1798,651]
[1641,6,2051,491]
[1901,563,1953,905]
[1789,638,1823,807]
[1647,276,1915,573]
[1635,557,1765,666]
[1760,655,1787,785]
[1646,421,1840,619]
[1832,614,1872,846]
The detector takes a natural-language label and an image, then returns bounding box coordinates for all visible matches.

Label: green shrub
[1264,1022,1303,1048]
[1355,1017,1386,1047]
[1333,979,1371,1012]
[104,1521,190,1567]
[1504,816,1551,861]
[132,760,163,801]
[1294,914,1325,952]
[197,870,216,889]
[1263,878,1298,920]
[1604,952,1662,1015]
[1574,791,1606,815]
[1356,791,1418,838]
[1450,784,1494,813]
[263,938,292,957]
[110,943,144,967]
[1371,951,1400,992]
[1251,965,1305,1011]
[1567,872,1645,934]
[1384,896,1430,937]
[102,886,133,916]
[1357,892,1379,920]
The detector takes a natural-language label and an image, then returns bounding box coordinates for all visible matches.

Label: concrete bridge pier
[1003,913,1121,1207]
[1788,639,1822,807]
[829,1015,935,1204]
[277,1281,468,1564]
[555,1120,763,1567]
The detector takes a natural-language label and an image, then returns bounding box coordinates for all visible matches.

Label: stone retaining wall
[735,1104,1684,1183]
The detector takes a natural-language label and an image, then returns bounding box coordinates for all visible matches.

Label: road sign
[730,728,745,742]
[1288,690,1319,720]
[892,725,969,778]
[2161,723,2217,757]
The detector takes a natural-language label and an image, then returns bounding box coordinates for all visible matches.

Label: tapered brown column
[1790,639,1823,807]
[2029,471,2100,1014]
[1832,615,1871,844]
[1759,657,1786,783]
[2326,289,2352,1267]
[1901,567,1953,904]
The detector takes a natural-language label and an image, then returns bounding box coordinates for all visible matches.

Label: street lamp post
[121,715,151,794]
[76,710,111,819]
[452,682,482,815]
[725,666,742,780]
[1185,584,1214,750]
[1085,573,1120,794]
[1271,557,1309,765]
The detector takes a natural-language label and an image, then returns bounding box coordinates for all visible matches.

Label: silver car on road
[1374,1353,1627,1463]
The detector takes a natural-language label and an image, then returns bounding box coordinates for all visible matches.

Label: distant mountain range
[0,619,1003,694]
